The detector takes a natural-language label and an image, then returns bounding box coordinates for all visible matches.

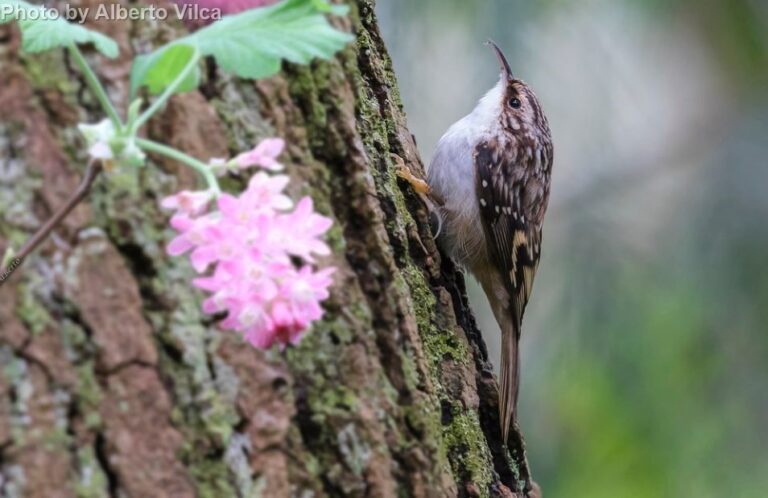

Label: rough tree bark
[0,1,531,497]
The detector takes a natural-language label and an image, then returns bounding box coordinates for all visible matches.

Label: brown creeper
[399,41,553,447]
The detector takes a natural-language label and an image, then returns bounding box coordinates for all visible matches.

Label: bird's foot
[392,154,431,196]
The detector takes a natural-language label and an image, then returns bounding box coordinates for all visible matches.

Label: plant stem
[132,48,201,132]
[135,138,220,194]
[68,45,123,129]
[0,160,102,288]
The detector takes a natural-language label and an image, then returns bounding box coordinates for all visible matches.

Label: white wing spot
[495,205,500,213]
[482,180,488,188]
[480,198,487,207]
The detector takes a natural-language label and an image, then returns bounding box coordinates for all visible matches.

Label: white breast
[427,81,503,270]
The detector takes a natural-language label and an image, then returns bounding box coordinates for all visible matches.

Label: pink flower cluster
[162,139,335,349]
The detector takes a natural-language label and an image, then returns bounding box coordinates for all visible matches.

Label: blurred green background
[377,1,768,496]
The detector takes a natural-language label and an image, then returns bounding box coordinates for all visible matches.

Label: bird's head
[483,40,550,139]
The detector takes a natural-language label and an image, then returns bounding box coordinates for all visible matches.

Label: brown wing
[475,139,548,444]
[474,141,542,332]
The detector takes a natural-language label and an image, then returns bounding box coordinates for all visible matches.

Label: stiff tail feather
[500,321,520,445]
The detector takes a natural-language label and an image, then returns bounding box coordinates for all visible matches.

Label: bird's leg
[392,153,431,194]
[396,165,431,195]
[390,154,446,259]
[391,154,445,209]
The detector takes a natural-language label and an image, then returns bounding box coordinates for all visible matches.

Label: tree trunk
[0,1,530,497]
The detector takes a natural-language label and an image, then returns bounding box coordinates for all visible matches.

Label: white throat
[463,79,504,133]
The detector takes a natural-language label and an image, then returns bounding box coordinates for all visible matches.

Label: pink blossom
[277,197,333,262]
[238,172,293,211]
[161,190,214,216]
[234,138,286,171]
[163,166,335,349]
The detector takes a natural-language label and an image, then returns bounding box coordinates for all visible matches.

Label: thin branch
[0,160,102,287]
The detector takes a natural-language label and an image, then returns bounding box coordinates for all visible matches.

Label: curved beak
[484,39,514,80]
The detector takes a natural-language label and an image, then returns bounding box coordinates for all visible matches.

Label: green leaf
[130,0,353,95]
[130,44,200,98]
[310,0,350,15]
[0,0,118,57]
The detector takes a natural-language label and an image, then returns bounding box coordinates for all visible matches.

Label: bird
[397,40,553,448]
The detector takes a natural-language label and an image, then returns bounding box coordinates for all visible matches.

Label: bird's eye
[509,98,522,109]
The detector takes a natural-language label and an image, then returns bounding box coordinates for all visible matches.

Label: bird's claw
[392,154,431,195]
